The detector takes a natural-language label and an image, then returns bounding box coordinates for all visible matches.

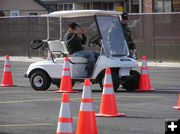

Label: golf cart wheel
[122,70,140,91]
[99,69,120,92]
[30,70,51,91]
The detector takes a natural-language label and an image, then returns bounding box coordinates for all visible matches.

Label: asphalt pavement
[0,59,180,134]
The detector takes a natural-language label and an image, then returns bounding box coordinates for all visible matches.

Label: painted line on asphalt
[0,123,54,127]
[0,95,163,104]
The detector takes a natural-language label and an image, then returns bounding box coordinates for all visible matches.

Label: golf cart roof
[42,10,121,18]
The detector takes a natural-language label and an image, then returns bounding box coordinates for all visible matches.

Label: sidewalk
[1,56,180,67]
[0,56,44,63]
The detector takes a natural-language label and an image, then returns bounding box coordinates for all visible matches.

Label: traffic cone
[0,55,16,87]
[173,94,180,110]
[56,93,74,134]
[96,68,125,117]
[76,79,98,134]
[55,57,77,93]
[137,56,154,92]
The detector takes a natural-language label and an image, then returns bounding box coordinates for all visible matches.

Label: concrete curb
[1,56,180,67]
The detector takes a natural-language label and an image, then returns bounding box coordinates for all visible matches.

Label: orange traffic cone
[56,93,74,134]
[55,57,77,93]
[76,79,98,134]
[137,56,154,92]
[96,68,125,117]
[173,94,180,110]
[0,55,16,87]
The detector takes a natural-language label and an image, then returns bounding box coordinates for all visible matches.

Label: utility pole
[139,0,143,13]
[129,0,132,13]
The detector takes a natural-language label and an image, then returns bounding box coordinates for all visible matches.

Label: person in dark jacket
[121,12,137,59]
[64,22,96,76]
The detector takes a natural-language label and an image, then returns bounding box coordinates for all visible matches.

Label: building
[142,0,180,13]
[0,0,51,16]
[42,0,129,12]
[42,0,180,13]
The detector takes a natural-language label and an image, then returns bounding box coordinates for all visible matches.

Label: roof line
[33,0,54,13]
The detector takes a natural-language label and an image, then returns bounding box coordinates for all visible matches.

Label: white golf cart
[25,10,140,92]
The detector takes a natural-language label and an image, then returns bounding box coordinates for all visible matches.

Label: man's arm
[65,32,77,48]
[125,26,136,50]
[81,34,86,45]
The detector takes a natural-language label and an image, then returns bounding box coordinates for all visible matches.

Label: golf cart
[25,10,140,92]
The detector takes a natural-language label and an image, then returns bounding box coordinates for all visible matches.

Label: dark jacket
[64,32,86,54]
[121,23,136,50]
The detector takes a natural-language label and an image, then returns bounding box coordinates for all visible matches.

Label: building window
[10,10,20,16]
[29,13,38,16]
[92,2,113,10]
[84,3,93,9]
[153,0,171,12]
[58,3,73,11]
[49,4,57,11]
[103,3,113,10]
[93,2,101,9]
[0,11,5,16]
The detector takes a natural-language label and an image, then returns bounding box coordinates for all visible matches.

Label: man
[64,22,96,76]
[121,12,137,59]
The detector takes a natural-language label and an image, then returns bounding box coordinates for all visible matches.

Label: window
[49,4,57,11]
[84,3,93,9]
[10,10,20,16]
[29,13,38,16]
[92,2,113,10]
[153,0,171,12]
[58,3,73,11]
[0,11,5,16]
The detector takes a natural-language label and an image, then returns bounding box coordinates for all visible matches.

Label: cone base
[0,84,16,87]
[54,90,78,93]
[96,113,125,117]
[137,88,154,92]
[173,106,180,110]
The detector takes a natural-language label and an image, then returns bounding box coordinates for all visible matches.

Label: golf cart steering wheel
[88,34,101,47]
[30,40,48,50]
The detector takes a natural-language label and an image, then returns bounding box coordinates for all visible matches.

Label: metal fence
[129,13,180,62]
[0,13,180,61]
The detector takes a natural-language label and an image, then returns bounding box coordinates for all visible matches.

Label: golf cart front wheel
[121,70,140,91]
[30,70,51,91]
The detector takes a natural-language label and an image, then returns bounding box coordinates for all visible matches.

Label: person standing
[121,12,137,59]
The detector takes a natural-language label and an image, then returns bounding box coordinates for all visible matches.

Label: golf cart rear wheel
[99,69,120,92]
[30,70,51,91]
[122,70,140,91]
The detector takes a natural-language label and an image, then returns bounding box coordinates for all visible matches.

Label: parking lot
[0,59,180,134]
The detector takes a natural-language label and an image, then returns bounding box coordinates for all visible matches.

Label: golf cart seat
[55,57,88,64]
[48,40,88,64]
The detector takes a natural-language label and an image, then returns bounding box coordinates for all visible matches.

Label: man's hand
[130,49,137,59]
[80,27,86,35]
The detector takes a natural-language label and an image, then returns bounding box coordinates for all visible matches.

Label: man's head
[121,12,128,24]
[121,12,128,20]
[69,22,80,33]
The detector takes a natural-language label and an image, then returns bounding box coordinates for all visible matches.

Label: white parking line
[0,95,163,104]
[0,123,54,127]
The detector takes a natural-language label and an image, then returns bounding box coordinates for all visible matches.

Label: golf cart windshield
[96,16,129,56]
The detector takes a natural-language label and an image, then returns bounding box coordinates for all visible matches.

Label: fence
[0,13,180,61]
[129,13,180,62]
